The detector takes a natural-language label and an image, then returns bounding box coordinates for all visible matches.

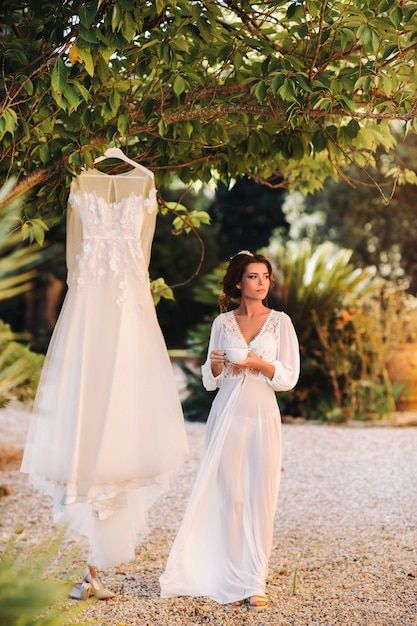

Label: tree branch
[92,100,417,147]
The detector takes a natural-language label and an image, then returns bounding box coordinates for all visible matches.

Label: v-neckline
[232,310,272,346]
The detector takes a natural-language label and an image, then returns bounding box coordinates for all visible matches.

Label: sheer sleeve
[267,312,300,392]
[65,180,82,285]
[141,176,158,271]
[201,315,225,391]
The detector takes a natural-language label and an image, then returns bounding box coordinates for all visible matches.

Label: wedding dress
[21,167,189,568]
[160,309,299,604]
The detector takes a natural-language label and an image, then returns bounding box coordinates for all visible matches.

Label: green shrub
[271,242,416,420]
[0,320,44,407]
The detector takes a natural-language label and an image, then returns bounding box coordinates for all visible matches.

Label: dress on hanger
[160,309,299,604]
[21,168,189,569]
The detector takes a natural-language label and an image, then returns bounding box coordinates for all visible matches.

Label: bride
[160,250,300,610]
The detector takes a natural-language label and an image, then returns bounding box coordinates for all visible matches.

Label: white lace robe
[160,309,300,603]
[21,168,189,568]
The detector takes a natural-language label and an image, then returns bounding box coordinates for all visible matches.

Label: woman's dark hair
[218,251,275,312]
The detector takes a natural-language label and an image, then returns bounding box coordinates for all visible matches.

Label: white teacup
[225,347,248,363]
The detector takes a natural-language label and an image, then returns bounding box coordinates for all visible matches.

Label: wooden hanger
[94,148,153,178]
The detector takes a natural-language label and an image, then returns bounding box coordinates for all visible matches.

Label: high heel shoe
[69,581,92,600]
[83,564,115,600]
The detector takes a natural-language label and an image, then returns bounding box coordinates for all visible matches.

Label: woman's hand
[235,352,275,380]
[210,349,227,364]
[210,349,227,377]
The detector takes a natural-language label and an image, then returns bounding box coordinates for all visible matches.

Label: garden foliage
[2,0,417,232]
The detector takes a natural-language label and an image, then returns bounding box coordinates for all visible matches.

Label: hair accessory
[230,250,254,259]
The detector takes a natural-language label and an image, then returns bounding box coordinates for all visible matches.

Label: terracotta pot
[387,343,417,410]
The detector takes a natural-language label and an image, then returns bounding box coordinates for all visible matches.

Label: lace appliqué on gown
[68,189,157,305]
[221,310,281,380]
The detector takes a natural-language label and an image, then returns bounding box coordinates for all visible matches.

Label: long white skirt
[160,375,281,603]
[21,269,188,568]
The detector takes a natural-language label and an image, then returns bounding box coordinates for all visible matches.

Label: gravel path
[0,403,416,625]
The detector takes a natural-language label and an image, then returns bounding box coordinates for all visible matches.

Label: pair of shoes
[69,581,92,600]
[246,595,268,610]
[84,564,115,600]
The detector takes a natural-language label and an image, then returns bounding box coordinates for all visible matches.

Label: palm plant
[0,179,47,404]
[270,240,380,345]
[0,319,43,406]
[269,241,395,420]
[0,179,46,301]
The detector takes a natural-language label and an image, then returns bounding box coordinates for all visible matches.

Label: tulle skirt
[21,269,188,568]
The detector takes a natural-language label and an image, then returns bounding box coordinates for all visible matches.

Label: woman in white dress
[21,159,189,598]
[160,251,300,609]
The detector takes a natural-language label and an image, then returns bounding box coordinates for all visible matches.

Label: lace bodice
[66,169,157,302]
[201,309,300,392]
[221,310,281,379]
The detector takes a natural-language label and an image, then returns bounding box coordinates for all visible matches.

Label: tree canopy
[2,0,417,221]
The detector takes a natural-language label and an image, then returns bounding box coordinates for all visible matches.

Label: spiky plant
[0,179,49,405]
[0,320,43,406]
[0,528,86,626]
[0,179,48,301]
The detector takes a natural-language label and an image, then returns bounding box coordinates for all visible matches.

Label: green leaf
[279,79,298,102]
[78,47,94,77]
[390,7,403,27]
[21,218,49,246]
[38,143,50,164]
[287,2,298,19]
[173,74,186,97]
[357,25,372,46]
[271,73,285,95]
[158,119,167,136]
[78,23,98,44]
[345,118,361,139]
[338,124,353,148]
[339,27,356,50]
[68,151,81,167]
[155,0,165,14]
[73,80,90,102]
[51,57,67,94]
[379,0,395,11]
[21,223,29,241]
[337,94,355,113]
[24,79,34,96]
[30,220,48,246]
[159,41,173,66]
[189,210,211,227]
[109,89,121,115]
[1,109,18,134]
[122,11,137,42]
[382,73,393,96]
[111,4,123,31]
[63,85,81,111]
[289,136,305,161]
[117,113,129,136]
[312,129,327,152]
[83,150,94,169]
[295,72,313,93]
[382,44,398,60]
[254,80,267,103]
[151,277,174,305]
[79,1,99,28]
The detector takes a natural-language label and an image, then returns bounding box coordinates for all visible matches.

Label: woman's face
[236,262,271,301]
